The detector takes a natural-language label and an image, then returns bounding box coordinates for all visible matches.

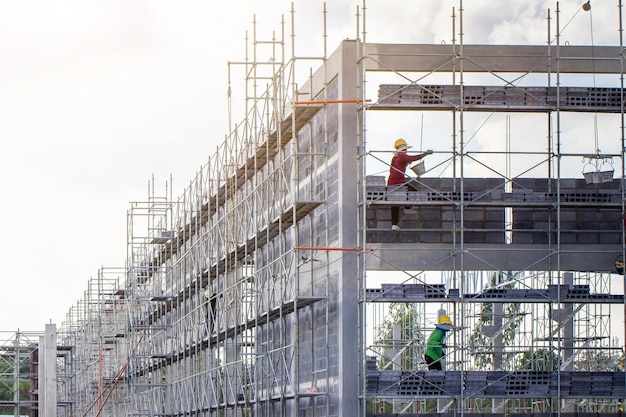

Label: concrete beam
[363,43,623,74]
[365,243,621,272]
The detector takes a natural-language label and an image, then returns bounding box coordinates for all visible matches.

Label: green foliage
[0,356,32,415]
[366,302,446,413]
[375,303,425,371]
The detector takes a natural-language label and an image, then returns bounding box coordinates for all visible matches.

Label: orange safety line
[294,245,374,252]
[79,333,145,417]
[292,99,372,105]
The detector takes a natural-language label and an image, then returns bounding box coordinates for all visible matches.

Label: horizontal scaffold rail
[204,296,323,347]
[194,103,322,221]
[200,388,327,411]
[135,104,323,285]
[365,284,623,304]
[129,297,323,378]
[366,177,623,206]
[371,85,626,113]
[366,369,626,399]
[200,103,322,217]
[144,201,322,325]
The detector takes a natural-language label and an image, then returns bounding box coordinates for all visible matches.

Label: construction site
[2,1,626,416]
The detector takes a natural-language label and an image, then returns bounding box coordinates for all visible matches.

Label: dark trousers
[391,206,401,226]
[390,181,420,226]
[425,354,442,371]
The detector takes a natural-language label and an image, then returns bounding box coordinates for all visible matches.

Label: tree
[375,302,426,371]
[368,302,426,414]
[0,356,31,415]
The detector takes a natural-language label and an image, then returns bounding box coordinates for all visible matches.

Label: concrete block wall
[366,176,622,244]
[511,178,622,244]
[366,205,505,243]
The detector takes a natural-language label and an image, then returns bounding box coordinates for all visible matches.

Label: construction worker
[387,138,432,230]
[424,315,454,371]
[203,289,217,337]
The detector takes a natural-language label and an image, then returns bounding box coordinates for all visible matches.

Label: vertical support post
[437,309,452,413]
[337,40,360,417]
[39,323,57,417]
[38,334,44,416]
[13,332,20,417]
[437,308,447,371]
[492,303,504,413]
[561,272,575,412]
[391,324,401,413]
[561,272,574,371]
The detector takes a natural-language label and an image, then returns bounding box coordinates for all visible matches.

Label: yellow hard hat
[439,315,452,325]
[394,138,412,150]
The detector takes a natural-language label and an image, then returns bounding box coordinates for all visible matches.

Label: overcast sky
[0,0,619,332]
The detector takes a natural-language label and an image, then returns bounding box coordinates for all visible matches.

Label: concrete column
[38,323,57,417]
[561,273,575,413]
[492,303,504,413]
[562,272,574,371]
[335,39,361,417]
[14,332,21,417]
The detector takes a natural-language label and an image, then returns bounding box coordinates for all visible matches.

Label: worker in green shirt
[424,315,454,370]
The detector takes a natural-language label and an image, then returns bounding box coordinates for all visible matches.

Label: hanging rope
[586,1,601,155]
[419,113,424,152]
[579,2,615,183]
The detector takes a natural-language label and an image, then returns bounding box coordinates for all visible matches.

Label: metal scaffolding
[112,5,335,416]
[57,268,126,417]
[361,1,626,416]
[0,331,43,416]
[10,2,626,417]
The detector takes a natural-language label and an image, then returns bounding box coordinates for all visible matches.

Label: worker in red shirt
[387,138,432,230]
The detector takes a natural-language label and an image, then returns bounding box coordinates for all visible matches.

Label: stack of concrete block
[366,175,387,201]
[367,369,626,399]
[512,178,621,244]
[464,371,488,396]
[398,371,424,396]
[370,284,449,300]
[376,370,401,397]
[381,283,405,298]
[365,356,380,395]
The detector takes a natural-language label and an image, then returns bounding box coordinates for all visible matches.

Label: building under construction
[3,2,626,416]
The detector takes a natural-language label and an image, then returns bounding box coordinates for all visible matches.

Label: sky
[0,0,620,333]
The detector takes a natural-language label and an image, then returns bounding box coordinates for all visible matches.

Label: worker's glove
[424,149,433,155]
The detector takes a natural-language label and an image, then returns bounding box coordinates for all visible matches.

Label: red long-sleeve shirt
[387,152,424,186]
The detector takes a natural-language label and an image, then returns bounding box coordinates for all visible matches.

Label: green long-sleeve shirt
[424,327,446,360]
